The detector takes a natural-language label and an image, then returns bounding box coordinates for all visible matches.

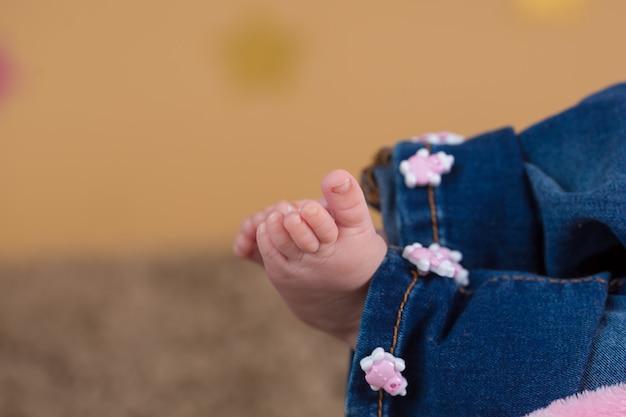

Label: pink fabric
[524,384,626,417]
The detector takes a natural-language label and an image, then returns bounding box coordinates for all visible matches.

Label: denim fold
[346,83,626,417]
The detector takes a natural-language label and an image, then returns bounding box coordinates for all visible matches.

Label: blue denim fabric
[581,279,626,391]
[346,83,626,417]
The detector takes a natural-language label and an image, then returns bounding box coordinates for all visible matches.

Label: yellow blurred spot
[513,0,590,23]
[220,13,299,91]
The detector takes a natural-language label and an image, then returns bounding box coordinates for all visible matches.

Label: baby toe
[299,202,338,245]
[265,211,303,260]
[283,211,322,253]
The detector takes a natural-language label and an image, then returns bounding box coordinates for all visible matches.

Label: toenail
[301,204,318,217]
[267,212,281,224]
[278,201,295,214]
[331,178,351,194]
[287,212,302,225]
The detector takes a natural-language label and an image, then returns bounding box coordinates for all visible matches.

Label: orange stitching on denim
[390,269,419,355]
[456,275,607,296]
[487,275,608,285]
[427,186,439,244]
[425,143,440,244]
[378,269,419,417]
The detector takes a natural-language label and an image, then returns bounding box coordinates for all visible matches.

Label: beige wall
[1,0,625,260]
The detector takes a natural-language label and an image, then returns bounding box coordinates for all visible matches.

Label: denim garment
[346,83,626,417]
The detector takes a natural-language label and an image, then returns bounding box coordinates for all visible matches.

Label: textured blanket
[525,384,626,417]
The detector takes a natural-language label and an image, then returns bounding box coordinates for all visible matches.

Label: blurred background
[0,0,625,415]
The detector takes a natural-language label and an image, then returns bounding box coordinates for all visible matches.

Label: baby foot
[254,170,387,348]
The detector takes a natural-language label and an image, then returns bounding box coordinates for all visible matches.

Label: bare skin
[233,169,387,349]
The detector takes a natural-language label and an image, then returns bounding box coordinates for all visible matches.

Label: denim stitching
[380,269,419,417]
[457,275,608,296]
[425,143,440,244]
[487,275,608,285]
[427,186,439,243]
[390,269,420,355]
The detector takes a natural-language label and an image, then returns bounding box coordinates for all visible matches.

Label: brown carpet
[0,253,347,416]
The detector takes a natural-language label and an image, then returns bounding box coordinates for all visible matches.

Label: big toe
[320,169,372,230]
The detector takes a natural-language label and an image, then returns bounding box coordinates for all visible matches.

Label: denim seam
[390,269,420,354]
[425,143,440,244]
[487,275,608,285]
[427,186,439,243]
[458,275,608,296]
[379,269,420,417]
